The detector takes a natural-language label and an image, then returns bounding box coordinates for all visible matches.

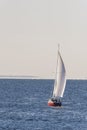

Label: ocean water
[0,79,87,130]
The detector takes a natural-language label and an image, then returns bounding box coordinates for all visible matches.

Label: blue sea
[0,79,87,130]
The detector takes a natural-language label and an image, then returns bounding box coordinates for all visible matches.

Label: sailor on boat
[48,97,62,107]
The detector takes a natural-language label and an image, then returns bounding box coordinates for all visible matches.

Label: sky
[0,0,87,79]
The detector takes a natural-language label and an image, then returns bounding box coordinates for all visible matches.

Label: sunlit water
[0,79,87,130]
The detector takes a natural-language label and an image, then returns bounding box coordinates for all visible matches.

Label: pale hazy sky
[0,0,87,79]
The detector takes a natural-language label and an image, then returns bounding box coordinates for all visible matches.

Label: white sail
[53,50,66,98]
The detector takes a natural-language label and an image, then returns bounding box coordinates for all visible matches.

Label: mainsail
[53,50,66,98]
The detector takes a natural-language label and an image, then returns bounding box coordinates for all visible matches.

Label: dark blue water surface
[0,79,87,130]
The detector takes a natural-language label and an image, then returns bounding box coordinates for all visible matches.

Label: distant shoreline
[0,76,86,80]
[0,75,38,79]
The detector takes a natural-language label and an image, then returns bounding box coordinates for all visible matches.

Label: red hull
[48,101,55,106]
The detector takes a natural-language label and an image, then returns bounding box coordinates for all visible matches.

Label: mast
[53,44,60,97]
[56,44,60,81]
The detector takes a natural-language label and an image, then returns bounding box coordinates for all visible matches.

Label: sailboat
[48,45,66,107]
